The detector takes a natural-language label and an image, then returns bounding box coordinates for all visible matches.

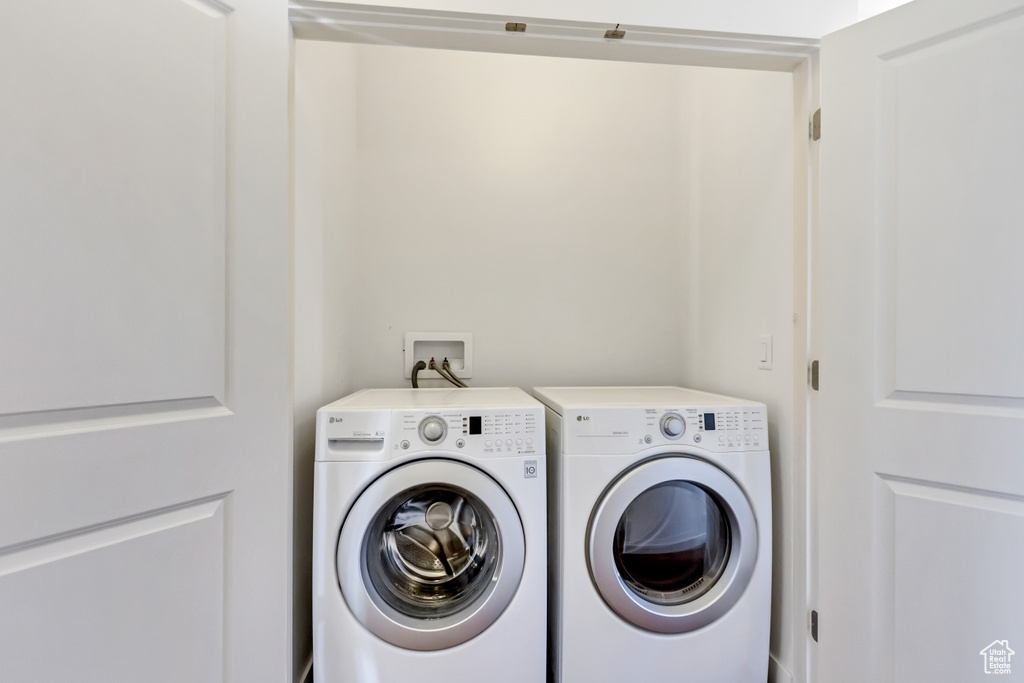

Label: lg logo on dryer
[329,417,342,423]
[576,415,589,422]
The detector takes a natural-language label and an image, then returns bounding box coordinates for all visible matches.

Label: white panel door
[0,0,291,680]
[815,0,1024,680]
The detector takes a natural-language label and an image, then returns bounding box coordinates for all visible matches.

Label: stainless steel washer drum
[337,459,525,650]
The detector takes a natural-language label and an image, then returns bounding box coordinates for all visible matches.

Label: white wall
[339,0,858,39]
[294,39,799,681]
[300,43,694,391]
[293,39,360,680]
[678,66,800,682]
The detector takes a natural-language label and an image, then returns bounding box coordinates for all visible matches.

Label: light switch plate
[758,334,773,370]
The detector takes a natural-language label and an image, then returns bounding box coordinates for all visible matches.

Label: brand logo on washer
[577,415,589,422]
[329,417,342,423]
[524,460,538,478]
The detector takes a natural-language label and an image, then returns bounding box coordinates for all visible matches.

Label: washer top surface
[533,386,761,413]
[322,387,538,411]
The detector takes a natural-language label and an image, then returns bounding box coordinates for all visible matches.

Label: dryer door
[337,459,525,650]
[588,456,757,634]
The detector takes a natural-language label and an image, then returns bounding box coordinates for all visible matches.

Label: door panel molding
[0,0,232,416]
[878,391,1024,417]
[873,6,1024,403]
[877,3,1024,60]
[885,475,1024,681]
[0,397,232,443]
[881,473,1024,512]
[0,492,227,578]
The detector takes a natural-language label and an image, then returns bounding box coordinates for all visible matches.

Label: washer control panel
[562,403,768,455]
[395,408,541,457]
[320,406,542,461]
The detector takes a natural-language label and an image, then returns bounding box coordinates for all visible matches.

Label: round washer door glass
[589,456,757,634]
[337,460,525,651]
[367,484,500,619]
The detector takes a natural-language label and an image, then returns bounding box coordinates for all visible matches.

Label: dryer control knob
[419,416,447,444]
[660,413,685,439]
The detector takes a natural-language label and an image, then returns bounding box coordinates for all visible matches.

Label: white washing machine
[313,387,546,683]
[534,386,771,683]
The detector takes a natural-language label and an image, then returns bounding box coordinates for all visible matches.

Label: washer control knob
[419,416,447,444]
[660,413,685,439]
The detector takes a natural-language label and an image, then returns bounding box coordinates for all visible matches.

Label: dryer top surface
[533,386,763,414]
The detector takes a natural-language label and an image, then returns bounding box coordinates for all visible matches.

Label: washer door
[588,456,757,634]
[337,459,525,651]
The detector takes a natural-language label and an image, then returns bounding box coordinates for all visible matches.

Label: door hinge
[811,109,821,141]
[810,360,819,391]
[811,610,819,642]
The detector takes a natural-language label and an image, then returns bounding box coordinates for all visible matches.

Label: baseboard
[769,654,794,683]
[297,654,313,683]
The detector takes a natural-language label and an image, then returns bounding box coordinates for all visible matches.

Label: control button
[728,435,735,443]
[456,439,465,448]
[745,434,751,442]
[505,439,513,447]
[660,412,685,440]
[424,422,443,441]
[485,440,493,448]
[516,438,523,446]
[419,416,447,444]
[694,433,702,443]
[644,435,653,444]
[400,440,410,450]
[719,436,726,444]
[526,438,533,446]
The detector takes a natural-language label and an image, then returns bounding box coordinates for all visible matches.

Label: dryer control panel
[561,404,768,455]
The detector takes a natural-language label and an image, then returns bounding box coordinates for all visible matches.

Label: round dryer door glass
[366,484,500,619]
[613,481,730,605]
[588,456,758,634]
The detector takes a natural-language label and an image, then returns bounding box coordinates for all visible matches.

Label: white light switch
[758,334,773,370]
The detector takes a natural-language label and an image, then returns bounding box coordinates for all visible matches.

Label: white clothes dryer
[534,386,771,683]
[313,388,546,683]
